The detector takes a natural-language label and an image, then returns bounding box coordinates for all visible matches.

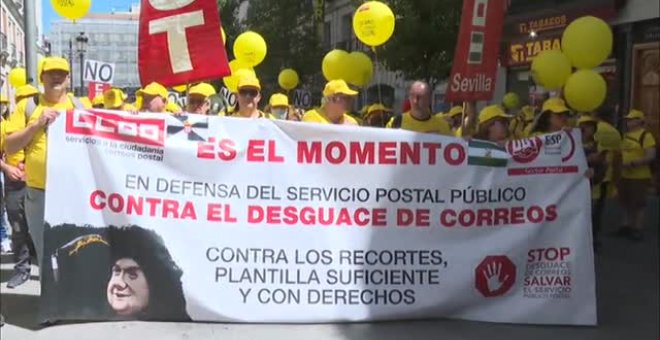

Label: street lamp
[75,32,88,96]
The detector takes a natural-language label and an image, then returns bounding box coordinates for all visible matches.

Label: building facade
[49,4,141,94]
[1,0,25,99]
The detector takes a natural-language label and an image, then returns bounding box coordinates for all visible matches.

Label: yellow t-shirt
[5,95,90,189]
[386,111,451,135]
[229,110,274,119]
[594,121,622,184]
[302,109,358,125]
[621,129,656,179]
[0,118,5,153]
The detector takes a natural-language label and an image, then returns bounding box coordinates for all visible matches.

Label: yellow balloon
[173,85,187,93]
[51,0,91,21]
[503,92,520,109]
[353,1,395,47]
[233,31,267,67]
[221,27,227,45]
[562,16,613,69]
[8,68,27,88]
[531,50,572,90]
[223,60,256,93]
[278,69,299,90]
[564,70,607,112]
[347,52,373,87]
[322,49,349,81]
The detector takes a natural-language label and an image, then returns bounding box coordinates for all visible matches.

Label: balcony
[1,32,7,51]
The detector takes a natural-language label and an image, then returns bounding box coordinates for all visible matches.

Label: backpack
[25,95,85,122]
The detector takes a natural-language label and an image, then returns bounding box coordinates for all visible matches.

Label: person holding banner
[268,93,290,120]
[302,79,359,125]
[186,83,216,115]
[3,57,88,276]
[527,97,571,136]
[386,81,451,135]
[473,105,513,146]
[136,82,168,113]
[104,88,135,111]
[617,109,657,241]
[230,76,272,119]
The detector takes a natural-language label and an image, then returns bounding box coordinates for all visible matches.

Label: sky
[42,0,139,34]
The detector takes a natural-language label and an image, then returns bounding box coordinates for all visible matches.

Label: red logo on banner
[475,255,516,298]
[138,0,230,87]
[506,137,542,164]
[88,82,111,100]
[66,110,166,147]
[446,0,506,102]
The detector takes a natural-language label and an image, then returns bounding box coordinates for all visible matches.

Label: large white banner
[43,109,596,325]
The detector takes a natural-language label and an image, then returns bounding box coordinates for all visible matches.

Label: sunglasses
[329,96,349,103]
[239,89,259,98]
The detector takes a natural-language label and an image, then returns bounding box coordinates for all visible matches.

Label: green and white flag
[468,140,510,167]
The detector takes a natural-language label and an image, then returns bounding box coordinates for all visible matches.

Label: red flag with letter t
[446,0,506,102]
[138,0,230,87]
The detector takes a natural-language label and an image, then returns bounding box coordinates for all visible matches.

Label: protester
[228,76,272,119]
[1,94,9,119]
[136,82,168,113]
[92,94,105,108]
[616,109,657,241]
[15,85,39,104]
[268,93,289,120]
[473,105,512,146]
[386,81,451,135]
[578,114,608,250]
[442,106,464,133]
[3,57,89,274]
[104,88,135,111]
[302,80,359,125]
[362,103,393,128]
[165,101,183,114]
[186,83,216,115]
[528,97,571,136]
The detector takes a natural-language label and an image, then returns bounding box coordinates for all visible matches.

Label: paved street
[1,198,658,340]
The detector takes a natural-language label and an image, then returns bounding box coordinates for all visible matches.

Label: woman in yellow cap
[268,93,290,120]
[363,103,393,128]
[137,82,168,113]
[527,97,571,136]
[303,80,359,125]
[473,105,512,146]
[186,83,216,115]
[616,109,657,241]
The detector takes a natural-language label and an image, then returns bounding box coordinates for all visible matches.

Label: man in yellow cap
[15,85,39,104]
[232,76,271,119]
[268,93,290,120]
[616,109,657,241]
[186,83,216,115]
[302,79,359,125]
[137,82,168,113]
[363,103,393,128]
[104,88,135,111]
[4,56,89,275]
[387,81,451,135]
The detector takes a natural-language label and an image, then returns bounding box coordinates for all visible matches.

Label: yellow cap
[521,105,535,121]
[446,106,464,117]
[367,103,392,115]
[92,94,105,106]
[188,83,216,98]
[542,97,569,114]
[323,79,358,97]
[103,88,125,109]
[238,76,261,91]
[138,82,168,99]
[166,101,182,114]
[269,93,289,107]
[624,109,644,120]
[42,57,70,73]
[477,105,512,127]
[0,94,8,103]
[15,84,39,99]
[577,114,598,125]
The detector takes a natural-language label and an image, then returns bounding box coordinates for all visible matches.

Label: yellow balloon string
[373,47,383,107]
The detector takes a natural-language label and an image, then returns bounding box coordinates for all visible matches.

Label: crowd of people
[0,56,657,325]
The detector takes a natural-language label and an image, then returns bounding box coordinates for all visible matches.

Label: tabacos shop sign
[508,34,562,66]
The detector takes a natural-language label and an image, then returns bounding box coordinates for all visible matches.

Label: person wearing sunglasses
[232,76,272,119]
[302,79,359,126]
[186,83,216,115]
